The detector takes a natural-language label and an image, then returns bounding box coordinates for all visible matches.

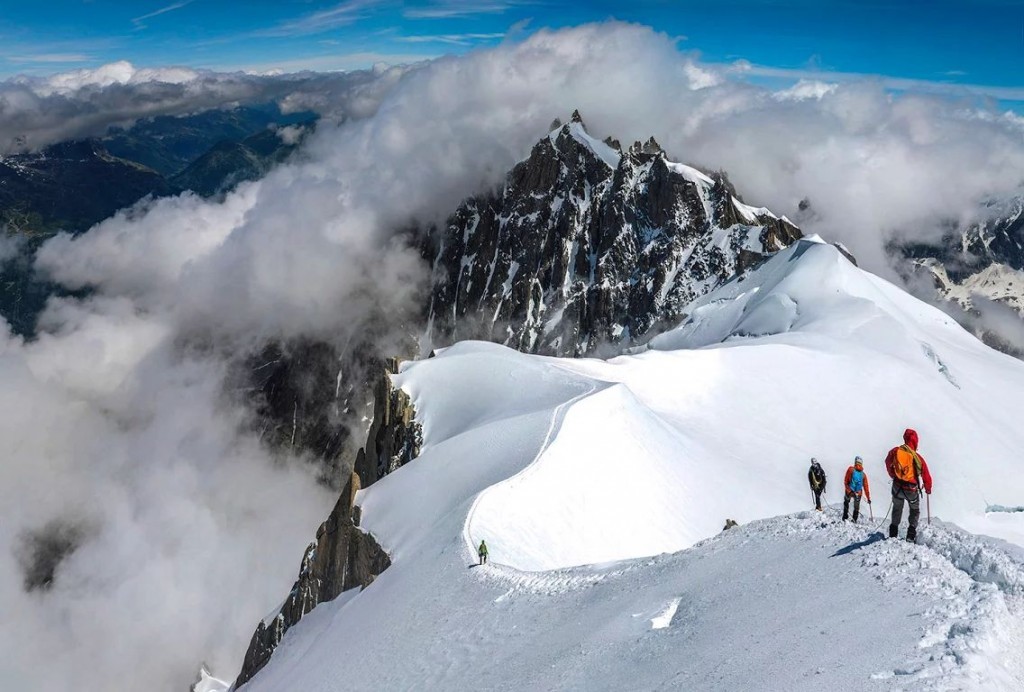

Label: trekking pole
[927,493,931,525]
[869,500,874,521]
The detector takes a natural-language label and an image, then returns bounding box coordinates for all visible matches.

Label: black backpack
[810,464,826,487]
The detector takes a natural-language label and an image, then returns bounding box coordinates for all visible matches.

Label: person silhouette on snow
[478,540,488,565]
[808,458,827,511]
[842,456,871,522]
[885,428,933,543]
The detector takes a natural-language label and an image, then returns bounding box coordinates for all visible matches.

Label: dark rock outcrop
[235,359,420,687]
[235,471,390,687]
[423,113,801,356]
[354,357,422,487]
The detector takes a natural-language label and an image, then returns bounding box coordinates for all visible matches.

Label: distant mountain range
[893,195,1024,354]
[0,103,315,237]
[0,104,316,335]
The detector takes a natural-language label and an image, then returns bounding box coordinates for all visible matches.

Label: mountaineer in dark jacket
[808,458,827,511]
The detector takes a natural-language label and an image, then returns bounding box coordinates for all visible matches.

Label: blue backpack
[849,469,865,493]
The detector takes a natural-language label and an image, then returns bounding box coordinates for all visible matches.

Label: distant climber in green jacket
[478,540,488,565]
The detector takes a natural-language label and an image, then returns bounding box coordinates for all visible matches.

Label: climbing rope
[871,500,894,533]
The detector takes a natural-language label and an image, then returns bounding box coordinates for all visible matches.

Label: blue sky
[1,1,1022,103]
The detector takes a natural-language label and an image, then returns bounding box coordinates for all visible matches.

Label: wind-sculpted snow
[247,511,1024,691]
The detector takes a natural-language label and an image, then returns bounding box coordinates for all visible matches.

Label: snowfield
[245,238,1024,690]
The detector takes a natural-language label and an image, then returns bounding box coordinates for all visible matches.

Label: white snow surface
[247,238,1024,690]
[248,513,1024,691]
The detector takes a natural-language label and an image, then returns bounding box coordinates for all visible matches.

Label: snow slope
[245,237,1024,690]
[247,512,1024,691]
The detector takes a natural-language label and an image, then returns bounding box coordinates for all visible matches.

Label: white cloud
[724,59,1024,103]
[0,61,411,153]
[774,78,838,101]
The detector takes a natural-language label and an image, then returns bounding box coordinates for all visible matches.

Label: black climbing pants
[890,482,920,534]
[843,492,862,521]
[812,488,824,510]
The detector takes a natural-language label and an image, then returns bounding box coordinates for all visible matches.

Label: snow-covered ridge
[247,511,1024,691]
[404,240,1024,573]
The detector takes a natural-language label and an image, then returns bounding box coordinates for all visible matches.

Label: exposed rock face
[235,472,390,687]
[354,357,423,486]
[898,197,1024,306]
[423,112,802,356]
[235,359,420,688]
[895,195,1024,354]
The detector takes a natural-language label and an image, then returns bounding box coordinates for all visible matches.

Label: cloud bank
[0,60,413,153]
[3,21,1024,691]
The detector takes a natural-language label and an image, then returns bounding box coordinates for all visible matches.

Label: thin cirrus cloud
[5,53,93,64]
[255,0,386,38]
[403,0,532,19]
[398,32,506,45]
[131,0,196,30]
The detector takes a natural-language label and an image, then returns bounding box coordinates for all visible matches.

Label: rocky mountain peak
[423,114,801,356]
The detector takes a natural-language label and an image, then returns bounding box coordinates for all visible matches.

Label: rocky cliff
[423,111,802,356]
[234,358,421,687]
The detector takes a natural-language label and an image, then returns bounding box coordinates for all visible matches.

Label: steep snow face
[424,114,801,357]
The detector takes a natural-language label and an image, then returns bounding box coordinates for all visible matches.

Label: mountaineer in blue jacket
[842,456,871,522]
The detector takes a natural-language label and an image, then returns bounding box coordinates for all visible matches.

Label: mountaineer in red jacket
[885,428,933,543]
[842,457,871,523]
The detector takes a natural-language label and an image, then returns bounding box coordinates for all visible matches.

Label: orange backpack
[892,445,921,485]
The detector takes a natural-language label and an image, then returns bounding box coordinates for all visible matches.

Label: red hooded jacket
[885,428,933,493]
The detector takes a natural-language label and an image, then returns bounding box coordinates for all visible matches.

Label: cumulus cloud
[0,60,414,153]
[4,20,1024,692]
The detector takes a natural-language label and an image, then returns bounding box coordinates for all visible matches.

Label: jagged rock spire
[424,119,801,357]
